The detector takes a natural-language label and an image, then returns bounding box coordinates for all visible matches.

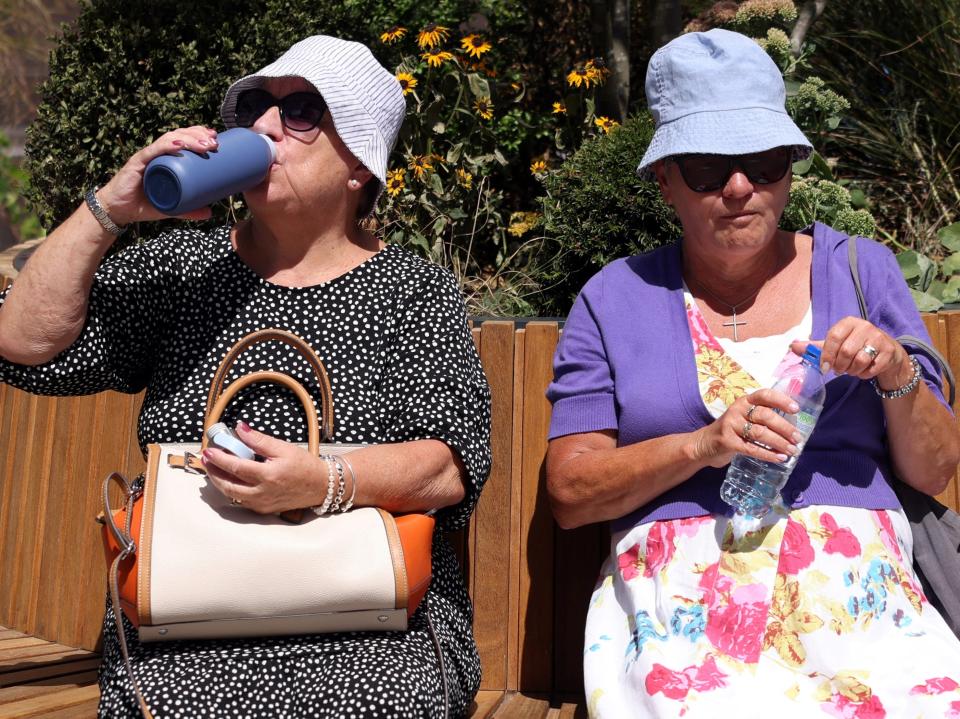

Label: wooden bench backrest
[1,305,959,700]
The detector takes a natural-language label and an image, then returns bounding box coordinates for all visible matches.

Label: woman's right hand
[95,126,221,226]
[692,389,804,468]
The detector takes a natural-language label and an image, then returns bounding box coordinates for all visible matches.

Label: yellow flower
[530,160,547,174]
[395,72,418,96]
[380,26,407,44]
[585,57,610,85]
[473,96,494,120]
[460,34,492,58]
[386,169,406,196]
[594,116,619,133]
[566,65,592,88]
[552,101,567,114]
[456,168,473,189]
[508,211,542,237]
[408,155,434,179]
[417,23,450,49]
[422,48,455,68]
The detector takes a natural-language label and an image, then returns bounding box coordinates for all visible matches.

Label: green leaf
[409,231,430,252]
[792,157,813,174]
[911,289,944,312]
[433,216,447,237]
[445,143,464,164]
[897,250,924,280]
[493,149,508,166]
[428,172,444,196]
[447,207,468,220]
[941,252,960,276]
[826,116,841,130]
[466,73,490,99]
[942,276,960,304]
[810,152,834,180]
[849,189,868,208]
[938,222,960,252]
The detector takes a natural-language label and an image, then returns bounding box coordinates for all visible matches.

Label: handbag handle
[202,329,334,443]
[202,370,320,456]
[847,237,956,405]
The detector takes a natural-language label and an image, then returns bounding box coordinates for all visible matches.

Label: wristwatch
[84,186,127,236]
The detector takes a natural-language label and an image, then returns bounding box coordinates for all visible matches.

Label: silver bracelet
[340,454,358,512]
[330,458,347,513]
[873,355,922,400]
[84,186,127,236]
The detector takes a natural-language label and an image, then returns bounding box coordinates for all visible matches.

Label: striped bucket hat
[220,35,406,192]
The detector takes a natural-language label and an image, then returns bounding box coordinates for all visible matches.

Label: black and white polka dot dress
[0,226,492,718]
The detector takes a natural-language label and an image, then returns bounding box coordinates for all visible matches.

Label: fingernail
[821,362,831,373]
[238,421,251,432]
[786,444,798,455]
[202,449,213,460]
[788,402,799,413]
[792,432,803,443]
[200,139,211,147]
[172,139,184,147]
[776,453,789,462]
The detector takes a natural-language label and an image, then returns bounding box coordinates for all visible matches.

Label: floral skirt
[584,506,960,718]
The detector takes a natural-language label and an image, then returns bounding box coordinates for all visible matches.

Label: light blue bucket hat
[636,28,812,178]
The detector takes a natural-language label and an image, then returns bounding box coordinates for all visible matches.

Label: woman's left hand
[201,422,327,514]
[792,317,910,390]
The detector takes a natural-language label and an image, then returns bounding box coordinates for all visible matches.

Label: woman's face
[655,150,792,257]
[240,77,371,218]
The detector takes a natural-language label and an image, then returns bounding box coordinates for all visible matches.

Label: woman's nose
[252,105,284,139]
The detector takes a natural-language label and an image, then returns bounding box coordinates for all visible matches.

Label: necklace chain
[688,278,768,342]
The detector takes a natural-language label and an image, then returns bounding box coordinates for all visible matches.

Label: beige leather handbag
[98,330,435,716]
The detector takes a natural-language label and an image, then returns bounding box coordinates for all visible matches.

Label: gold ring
[746,405,758,422]
[861,344,879,361]
[230,496,243,506]
[742,421,754,441]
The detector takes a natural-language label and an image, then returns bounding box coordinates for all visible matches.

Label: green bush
[531,114,680,314]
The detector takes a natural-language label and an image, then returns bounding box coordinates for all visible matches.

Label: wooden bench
[2,299,959,717]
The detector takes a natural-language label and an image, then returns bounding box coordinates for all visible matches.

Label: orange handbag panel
[395,513,435,617]
[101,498,144,626]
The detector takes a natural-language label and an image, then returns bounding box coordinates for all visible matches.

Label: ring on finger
[741,421,754,441]
[230,496,243,506]
[746,405,758,422]
[860,344,879,361]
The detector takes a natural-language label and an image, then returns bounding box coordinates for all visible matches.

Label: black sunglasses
[670,147,792,193]
[234,89,328,132]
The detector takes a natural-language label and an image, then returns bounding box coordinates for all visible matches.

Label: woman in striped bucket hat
[0,35,491,717]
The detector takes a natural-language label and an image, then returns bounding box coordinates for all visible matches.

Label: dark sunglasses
[234,89,328,132]
[669,147,792,193]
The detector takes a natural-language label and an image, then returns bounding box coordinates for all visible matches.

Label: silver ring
[746,405,758,422]
[742,421,754,441]
[860,344,879,361]
[230,496,243,506]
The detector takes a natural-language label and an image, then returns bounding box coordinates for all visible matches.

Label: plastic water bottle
[720,344,826,519]
[143,127,276,215]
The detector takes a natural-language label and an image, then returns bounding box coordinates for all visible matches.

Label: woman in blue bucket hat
[546,29,960,717]
[0,35,490,718]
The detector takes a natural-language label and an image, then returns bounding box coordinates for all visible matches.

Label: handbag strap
[847,237,956,405]
[102,472,155,719]
[204,370,320,456]
[203,329,334,441]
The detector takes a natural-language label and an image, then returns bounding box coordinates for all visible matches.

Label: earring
[348,179,361,189]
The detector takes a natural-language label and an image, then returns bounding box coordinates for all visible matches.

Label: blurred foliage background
[3,0,959,314]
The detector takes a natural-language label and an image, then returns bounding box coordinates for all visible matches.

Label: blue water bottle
[720,344,827,519]
[143,127,276,215]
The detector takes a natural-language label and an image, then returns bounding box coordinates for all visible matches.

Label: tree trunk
[651,0,682,51]
[590,0,631,123]
[791,0,828,55]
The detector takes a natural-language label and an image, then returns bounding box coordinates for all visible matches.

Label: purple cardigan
[547,223,949,530]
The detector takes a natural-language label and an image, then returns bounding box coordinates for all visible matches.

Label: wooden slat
[937,313,960,512]
[516,323,559,694]
[507,329,526,692]
[474,322,516,691]
[491,692,552,718]
[0,657,101,687]
[468,689,506,718]
[0,684,100,718]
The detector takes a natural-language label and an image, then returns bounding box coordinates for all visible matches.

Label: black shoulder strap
[847,237,955,406]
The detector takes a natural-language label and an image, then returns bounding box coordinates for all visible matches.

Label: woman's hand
[692,389,803,468]
[794,317,911,391]
[96,126,221,226]
[201,423,328,514]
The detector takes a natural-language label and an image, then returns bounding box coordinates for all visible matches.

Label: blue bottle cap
[802,343,822,366]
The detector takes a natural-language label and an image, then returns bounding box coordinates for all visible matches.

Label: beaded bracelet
[873,355,922,400]
[311,455,337,516]
[330,458,347,513]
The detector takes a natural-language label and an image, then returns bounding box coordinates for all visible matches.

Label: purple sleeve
[865,240,951,411]
[546,277,619,439]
